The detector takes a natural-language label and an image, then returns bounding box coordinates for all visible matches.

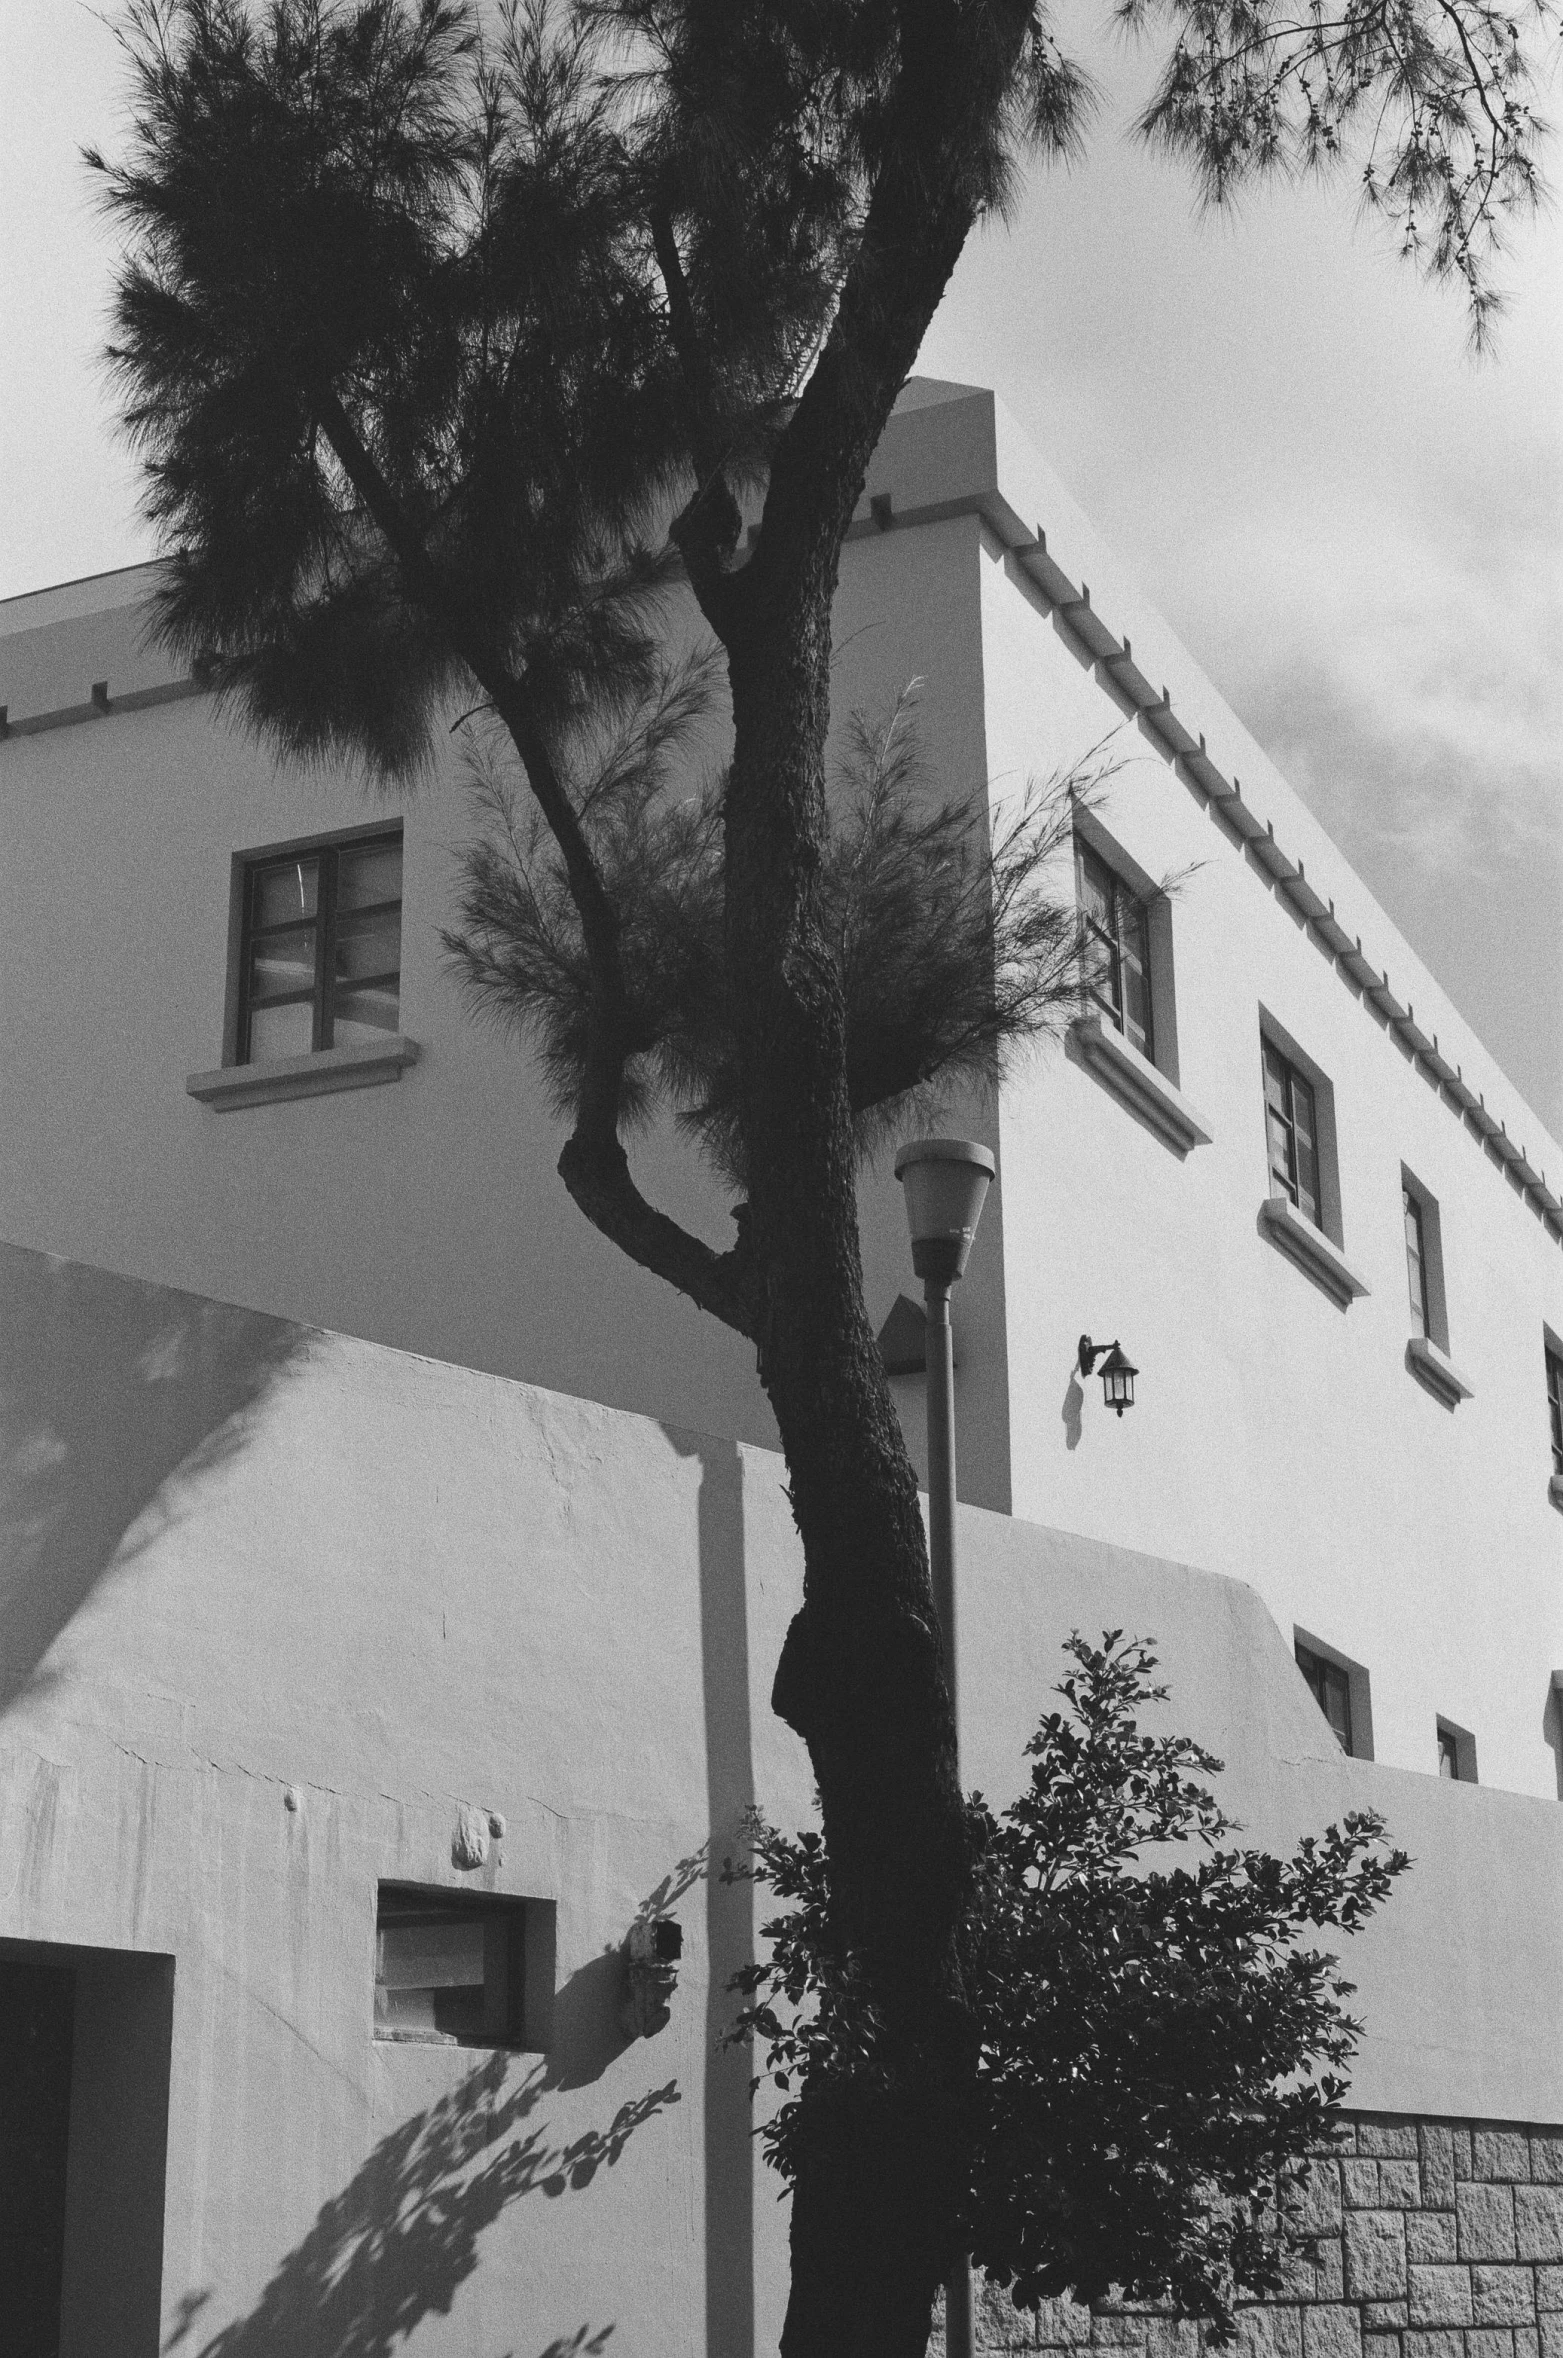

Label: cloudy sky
[4,0,1559,1135]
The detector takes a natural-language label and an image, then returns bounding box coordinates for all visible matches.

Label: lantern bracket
[1077,1335,1139,1416]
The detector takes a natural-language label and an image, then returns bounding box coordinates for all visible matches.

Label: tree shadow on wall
[0,1245,310,1714]
[162,2044,677,2358]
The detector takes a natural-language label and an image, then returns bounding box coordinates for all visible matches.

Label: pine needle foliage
[89,0,1554,801]
[444,675,1103,1187]
[729,1634,1410,2345]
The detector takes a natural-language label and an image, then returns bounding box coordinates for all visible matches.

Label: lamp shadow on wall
[1062,1368,1085,1451]
[164,2039,677,2358]
[1543,1680,1563,1801]
[0,1244,309,1717]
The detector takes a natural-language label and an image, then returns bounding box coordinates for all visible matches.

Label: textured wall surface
[941,2115,1563,2358]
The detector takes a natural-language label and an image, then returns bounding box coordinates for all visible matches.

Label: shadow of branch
[165,2050,676,2358]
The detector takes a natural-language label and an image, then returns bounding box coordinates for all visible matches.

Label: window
[1264,1042,1320,1227]
[374,1887,532,2047]
[1297,1641,1352,1752]
[1436,1718,1477,1783]
[1547,1342,1563,1479]
[1404,1187,1429,1337]
[1294,1630,1374,1759]
[1076,835,1153,1062]
[1399,1171,1471,1401]
[239,830,402,1064]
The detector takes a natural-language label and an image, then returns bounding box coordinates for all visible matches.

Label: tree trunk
[725,568,975,2355]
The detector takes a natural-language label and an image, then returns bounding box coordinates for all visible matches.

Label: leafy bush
[728,1633,1409,2342]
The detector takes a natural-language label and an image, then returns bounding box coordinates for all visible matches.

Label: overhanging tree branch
[304,361,753,1331]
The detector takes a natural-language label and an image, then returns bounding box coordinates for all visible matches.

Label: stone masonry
[932,2116,1563,2358]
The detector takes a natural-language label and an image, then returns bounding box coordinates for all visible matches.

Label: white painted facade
[1,1239,1559,2356]
[3,379,1559,1805]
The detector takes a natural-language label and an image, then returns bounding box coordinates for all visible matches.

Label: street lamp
[893,1134,995,2358]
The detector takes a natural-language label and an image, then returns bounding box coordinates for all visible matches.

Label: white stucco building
[1,380,1559,2355]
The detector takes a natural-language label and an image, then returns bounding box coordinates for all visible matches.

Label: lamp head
[894,1137,995,1286]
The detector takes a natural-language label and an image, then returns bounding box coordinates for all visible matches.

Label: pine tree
[93,4,1546,2349]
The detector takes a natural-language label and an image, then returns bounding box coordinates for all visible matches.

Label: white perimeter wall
[0,1241,1560,2356]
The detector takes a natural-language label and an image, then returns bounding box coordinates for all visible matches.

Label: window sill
[373,2028,534,2051]
[1406,1335,1474,1407]
[187,1035,419,1110]
[1257,1194,1369,1307]
[1066,1015,1213,1156]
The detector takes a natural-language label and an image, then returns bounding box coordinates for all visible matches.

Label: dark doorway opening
[0,1956,76,2355]
[0,1942,175,2358]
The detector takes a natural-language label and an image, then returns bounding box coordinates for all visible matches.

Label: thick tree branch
[752,0,1032,621]
[557,1129,759,1335]
[648,207,748,642]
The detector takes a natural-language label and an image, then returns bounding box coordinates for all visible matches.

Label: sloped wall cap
[1257,1193,1370,1306]
[186,1035,419,1110]
[1406,1335,1475,1406]
[1067,1014,1213,1155]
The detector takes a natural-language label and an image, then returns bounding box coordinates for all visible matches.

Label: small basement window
[374,1886,536,2048]
[1295,1631,1374,1760]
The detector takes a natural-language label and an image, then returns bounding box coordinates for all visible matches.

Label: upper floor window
[1263,1041,1320,1227]
[1404,1186,1429,1337]
[239,830,402,1064]
[1547,1342,1563,1479]
[1436,1717,1477,1782]
[1076,835,1153,1062]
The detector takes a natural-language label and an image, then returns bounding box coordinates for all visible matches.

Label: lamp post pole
[925,1265,971,2358]
[892,1136,996,2358]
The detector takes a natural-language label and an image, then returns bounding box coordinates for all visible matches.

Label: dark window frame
[1436,1716,1478,1783]
[1075,833,1154,1064]
[1296,1640,1352,1753]
[1264,1040,1321,1227]
[1404,1186,1430,1339]
[1294,1627,1374,1761]
[237,825,403,1065]
[373,1884,531,2051]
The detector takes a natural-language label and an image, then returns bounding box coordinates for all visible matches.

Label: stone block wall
[934,2117,1563,2358]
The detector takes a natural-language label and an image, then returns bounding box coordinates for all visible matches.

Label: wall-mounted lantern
[1078,1335,1138,1417]
[621,1915,683,2038]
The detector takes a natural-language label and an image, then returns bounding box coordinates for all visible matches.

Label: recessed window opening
[1296,1642,1351,1752]
[1076,834,1153,1063]
[1547,1341,1563,1480]
[375,1886,529,2048]
[1404,1188,1429,1338]
[239,829,402,1063]
[1264,1042,1320,1227]
[1294,1630,1374,1760]
[1436,1717,1478,1783]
